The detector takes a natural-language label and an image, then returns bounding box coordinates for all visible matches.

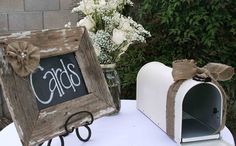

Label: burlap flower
[6,41,40,77]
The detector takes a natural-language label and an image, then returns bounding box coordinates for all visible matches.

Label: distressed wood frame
[0,27,115,146]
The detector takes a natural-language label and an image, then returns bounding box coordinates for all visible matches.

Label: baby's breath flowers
[69,0,150,64]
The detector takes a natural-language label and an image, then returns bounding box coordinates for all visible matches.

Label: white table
[0,100,235,146]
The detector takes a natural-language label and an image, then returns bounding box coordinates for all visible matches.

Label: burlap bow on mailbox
[166,59,234,139]
[5,41,40,77]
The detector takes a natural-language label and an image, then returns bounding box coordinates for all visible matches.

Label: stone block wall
[0,0,79,34]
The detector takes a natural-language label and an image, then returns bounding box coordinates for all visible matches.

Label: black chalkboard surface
[30,53,88,110]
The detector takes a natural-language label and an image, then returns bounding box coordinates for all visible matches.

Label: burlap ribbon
[5,41,40,77]
[166,59,234,139]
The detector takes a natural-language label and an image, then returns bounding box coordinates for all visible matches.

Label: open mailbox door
[177,80,222,143]
[182,139,233,146]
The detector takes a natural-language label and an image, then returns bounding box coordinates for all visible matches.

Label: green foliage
[117,0,236,138]
[118,0,236,96]
[227,107,236,141]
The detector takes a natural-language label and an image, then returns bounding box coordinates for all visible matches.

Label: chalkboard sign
[0,27,115,146]
[30,53,88,110]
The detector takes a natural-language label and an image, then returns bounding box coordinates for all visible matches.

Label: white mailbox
[137,62,233,145]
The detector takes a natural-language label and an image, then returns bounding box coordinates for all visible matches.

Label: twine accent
[166,59,234,139]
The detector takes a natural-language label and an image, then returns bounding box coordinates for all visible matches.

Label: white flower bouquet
[70,0,151,64]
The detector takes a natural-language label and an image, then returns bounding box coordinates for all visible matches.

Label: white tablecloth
[0,100,235,146]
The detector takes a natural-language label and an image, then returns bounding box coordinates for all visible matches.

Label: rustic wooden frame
[0,27,115,146]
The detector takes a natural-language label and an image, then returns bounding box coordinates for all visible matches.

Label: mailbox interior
[182,83,222,142]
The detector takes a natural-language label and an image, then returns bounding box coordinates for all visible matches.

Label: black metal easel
[39,111,94,146]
